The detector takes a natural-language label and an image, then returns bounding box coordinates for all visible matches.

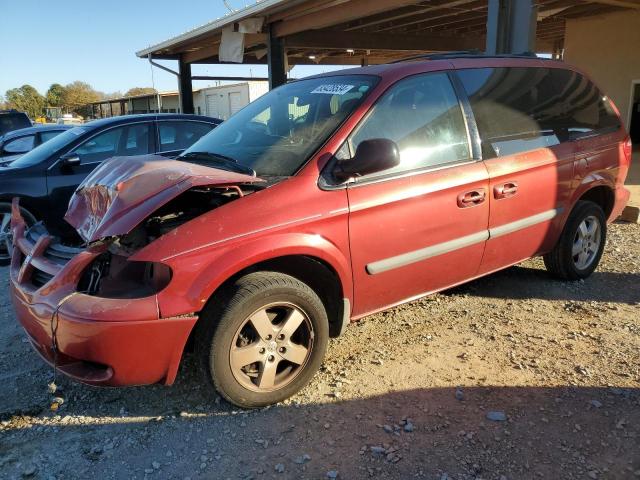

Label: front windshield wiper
[180,151,256,177]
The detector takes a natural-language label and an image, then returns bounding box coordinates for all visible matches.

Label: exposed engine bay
[77,185,254,298]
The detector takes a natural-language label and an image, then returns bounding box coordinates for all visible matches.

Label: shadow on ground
[3,375,639,479]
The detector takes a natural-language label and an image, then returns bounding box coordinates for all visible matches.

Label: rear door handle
[457,188,486,208]
[494,181,518,199]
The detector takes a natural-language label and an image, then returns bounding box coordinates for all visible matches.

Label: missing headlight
[78,252,171,298]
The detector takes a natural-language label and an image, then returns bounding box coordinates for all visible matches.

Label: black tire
[0,202,37,267]
[195,271,329,408]
[543,200,607,280]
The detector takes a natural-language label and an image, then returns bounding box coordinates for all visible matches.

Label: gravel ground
[1,222,639,480]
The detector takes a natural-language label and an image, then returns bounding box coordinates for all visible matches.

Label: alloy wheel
[229,302,314,392]
[0,212,12,263]
[572,215,601,270]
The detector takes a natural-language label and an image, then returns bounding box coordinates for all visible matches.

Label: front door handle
[494,181,518,199]
[457,189,486,208]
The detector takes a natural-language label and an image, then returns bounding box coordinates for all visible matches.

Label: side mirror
[60,152,81,167]
[333,138,400,182]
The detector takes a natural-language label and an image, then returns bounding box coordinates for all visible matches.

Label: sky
[0,0,344,97]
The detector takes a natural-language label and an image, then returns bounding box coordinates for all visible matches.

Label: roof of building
[135,0,638,67]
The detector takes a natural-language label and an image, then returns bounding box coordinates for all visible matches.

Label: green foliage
[62,81,103,117]
[124,87,157,97]
[45,83,66,107]
[4,84,45,119]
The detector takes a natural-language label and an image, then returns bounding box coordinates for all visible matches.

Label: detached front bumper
[8,199,197,386]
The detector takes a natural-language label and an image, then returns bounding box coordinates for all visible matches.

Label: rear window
[457,67,621,158]
[0,112,31,136]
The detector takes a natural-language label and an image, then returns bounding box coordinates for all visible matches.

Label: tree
[4,85,45,119]
[125,87,157,97]
[62,81,103,117]
[46,83,66,107]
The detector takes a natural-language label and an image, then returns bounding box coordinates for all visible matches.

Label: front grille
[32,269,53,288]
[22,223,84,288]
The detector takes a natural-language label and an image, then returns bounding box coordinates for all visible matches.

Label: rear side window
[4,135,35,153]
[349,72,470,179]
[457,67,620,158]
[157,121,213,152]
[40,130,65,142]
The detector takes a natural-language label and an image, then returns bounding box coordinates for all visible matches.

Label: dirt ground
[1,222,639,480]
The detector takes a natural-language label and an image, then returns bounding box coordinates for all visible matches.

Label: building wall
[193,82,269,120]
[564,10,640,129]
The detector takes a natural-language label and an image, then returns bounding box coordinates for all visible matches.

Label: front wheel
[543,200,606,280]
[196,272,329,408]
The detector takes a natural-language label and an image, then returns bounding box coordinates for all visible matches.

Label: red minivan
[9,54,632,407]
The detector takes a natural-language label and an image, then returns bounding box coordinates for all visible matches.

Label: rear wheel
[0,202,36,266]
[543,201,606,280]
[196,271,329,408]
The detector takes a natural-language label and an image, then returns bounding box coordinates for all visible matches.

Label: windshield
[179,75,379,176]
[10,127,88,168]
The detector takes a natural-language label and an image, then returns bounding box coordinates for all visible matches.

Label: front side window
[157,121,213,152]
[4,135,35,153]
[72,123,150,163]
[349,72,470,179]
[457,67,621,159]
[180,75,378,177]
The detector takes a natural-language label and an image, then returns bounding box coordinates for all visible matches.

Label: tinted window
[349,72,470,178]
[4,135,35,153]
[158,121,213,152]
[0,113,31,135]
[72,123,150,164]
[458,67,621,158]
[40,130,65,142]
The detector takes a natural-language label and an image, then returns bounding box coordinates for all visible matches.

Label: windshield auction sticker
[311,84,354,95]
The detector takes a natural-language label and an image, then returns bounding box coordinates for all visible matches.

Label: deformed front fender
[144,232,353,319]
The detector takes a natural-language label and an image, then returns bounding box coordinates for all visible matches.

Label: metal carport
[135,0,640,115]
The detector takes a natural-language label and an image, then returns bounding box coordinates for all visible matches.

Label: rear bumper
[611,186,630,222]
[9,199,197,386]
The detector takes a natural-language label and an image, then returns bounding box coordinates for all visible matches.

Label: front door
[345,72,490,317]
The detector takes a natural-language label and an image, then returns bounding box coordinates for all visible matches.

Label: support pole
[267,25,286,90]
[178,56,195,114]
[486,0,537,55]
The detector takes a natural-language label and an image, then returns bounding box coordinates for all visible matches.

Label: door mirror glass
[60,152,81,167]
[333,138,400,182]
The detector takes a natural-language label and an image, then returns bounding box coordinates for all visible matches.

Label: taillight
[623,136,632,165]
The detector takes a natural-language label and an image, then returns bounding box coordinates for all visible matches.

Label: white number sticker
[311,84,354,95]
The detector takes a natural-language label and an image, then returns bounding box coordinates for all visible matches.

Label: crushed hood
[65,155,262,242]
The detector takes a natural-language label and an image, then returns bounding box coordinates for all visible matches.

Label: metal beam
[284,30,484,51]
[272,0,419,37]
[587,0,640,8]
[178,56,194,114]
[267,25,287,89]
[191,76,269,81]
[486,0,537,54]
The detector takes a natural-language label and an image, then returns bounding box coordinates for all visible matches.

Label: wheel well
[0,197,41,221]
[187,255,346,350]
[578,186,615,218]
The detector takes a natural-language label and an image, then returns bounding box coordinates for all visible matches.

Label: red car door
[345,72,490,318]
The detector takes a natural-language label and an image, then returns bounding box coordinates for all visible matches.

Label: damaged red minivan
[10,54,632,407]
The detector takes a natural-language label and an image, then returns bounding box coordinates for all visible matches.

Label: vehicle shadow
[446,262,640,305]
[3,380,639,479]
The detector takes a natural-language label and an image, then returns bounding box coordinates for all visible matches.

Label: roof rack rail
[389,51,540,64]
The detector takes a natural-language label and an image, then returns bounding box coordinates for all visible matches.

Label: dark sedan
[0,124,72,162]
[0,113,221,264]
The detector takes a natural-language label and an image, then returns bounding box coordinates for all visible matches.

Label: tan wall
[564,10,640,129]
